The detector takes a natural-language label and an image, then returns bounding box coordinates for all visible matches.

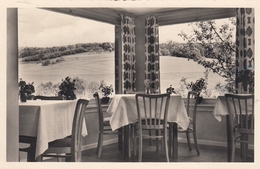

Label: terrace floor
[41,140,254,163]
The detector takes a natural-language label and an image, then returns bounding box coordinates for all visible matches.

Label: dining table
[107,94,190,160]
[19,99,88,161]
[213,95,254,162]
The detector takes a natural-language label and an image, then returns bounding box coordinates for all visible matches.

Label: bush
[22,54,41,62]
[56,57,65,63]
[42,59,51,66]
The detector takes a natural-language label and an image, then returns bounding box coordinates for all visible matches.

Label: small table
[107,94,190,160]
[19,100,87,161]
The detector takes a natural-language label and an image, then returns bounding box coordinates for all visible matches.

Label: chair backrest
[33,95,65,100]
[93,92,104,131]
[71,99,89,162]
[186,91,200,128]
[225,94,254,134]
[135,93,170,130]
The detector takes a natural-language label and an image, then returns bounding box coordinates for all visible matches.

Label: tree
[178,18,236,93]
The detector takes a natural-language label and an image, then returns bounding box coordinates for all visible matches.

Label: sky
[18,8,233,48]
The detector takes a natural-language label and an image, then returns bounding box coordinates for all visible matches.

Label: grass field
[19,52,226,97]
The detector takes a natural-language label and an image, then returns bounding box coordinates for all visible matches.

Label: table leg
[118,127,123,151]
[172,122,178,160]
[168,123,173,158]
[123,125,130,159]
[226,115,232,162]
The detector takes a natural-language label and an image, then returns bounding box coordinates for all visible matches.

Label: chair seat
[41,136,73,154]
[178,127,193,133]
[103,117,111,126]
[48,136,72,147]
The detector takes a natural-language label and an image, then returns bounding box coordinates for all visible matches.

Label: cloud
[18,8,114,47]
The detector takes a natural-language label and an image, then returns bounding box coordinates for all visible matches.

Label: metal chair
[40,99,89,162]
[178,91,200,155]
[225,94,254,162]
[93,92,122,158]
[135,93,170,162]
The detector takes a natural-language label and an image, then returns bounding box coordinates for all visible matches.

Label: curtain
[121,15,136,93]
[144,16,160,94]
[235,8,255,94]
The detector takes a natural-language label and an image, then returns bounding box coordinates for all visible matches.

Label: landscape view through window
[18,8,234,99]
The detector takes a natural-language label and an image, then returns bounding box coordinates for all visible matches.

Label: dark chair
[134,93,170,162]
[225,94,254,162]
[40,99,89,162]
[178,91,200,155]
[93,92,122,158]
[19,136,37,162]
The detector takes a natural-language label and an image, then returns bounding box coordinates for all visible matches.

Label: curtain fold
[235,8,255,94]
[144,16,160,94]
[121,15,136,93]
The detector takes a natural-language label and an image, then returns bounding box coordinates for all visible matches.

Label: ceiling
[44,8,236,26]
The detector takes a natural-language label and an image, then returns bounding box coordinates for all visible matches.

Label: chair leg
[133,125,137,156]
[97,131,103,158]
[231,140,236,162]
[40,155,43,162]
[138,132,142,162]
[156,130,159,152]
[193,130,200,155]
[149,130,152,146]
[164,130,169,162]
[186,132,192,151]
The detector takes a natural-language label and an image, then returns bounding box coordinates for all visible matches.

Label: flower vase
[20,92,27,102]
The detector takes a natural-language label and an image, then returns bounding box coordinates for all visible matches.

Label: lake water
[19,53,226,97]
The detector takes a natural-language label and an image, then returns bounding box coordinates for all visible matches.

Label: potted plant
[19,79,35,102]
[236,69,254,94]
[166,85,176,94]
[186,78,206,104]
[58,76,77,100]
[99,84,113,104]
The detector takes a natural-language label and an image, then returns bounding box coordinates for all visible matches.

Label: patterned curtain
[235,8,255,94]
[144,16,160,94]
[121,15,136,93]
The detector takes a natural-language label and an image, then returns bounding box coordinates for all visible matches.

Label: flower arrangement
[19,79,35,102]
[99,84,113,97]
[166,85,176,94]
[236,69,254,94]
[186,78,206,94]
[58,76,77,100]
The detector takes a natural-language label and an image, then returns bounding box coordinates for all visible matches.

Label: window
[159,18,236,98]
[18,8,115,99]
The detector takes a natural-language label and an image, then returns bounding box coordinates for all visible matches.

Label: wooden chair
[93,92,122,158]
[135,93,170,162]
[40,99,89,162]
[178,91,200,155]
[19,136,37,162]
[225,94,254,162]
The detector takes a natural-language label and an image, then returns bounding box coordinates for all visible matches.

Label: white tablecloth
[107,94,190,131]
[19,100,88,158]
[213,95,253,122]
[213,96,227,122]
